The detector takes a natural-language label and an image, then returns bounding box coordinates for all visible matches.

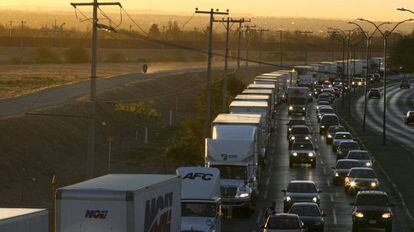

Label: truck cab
[177,167,222,232]
[205,124,259,218]
[287,87,309,116]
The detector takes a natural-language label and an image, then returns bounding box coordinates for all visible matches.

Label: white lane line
[320,160,324,165]
[263,190,268,200]
[329,193,334,202]
[326,179,331,187]
[266,177,271,186]
[256,210,263,224]
[322,167,327,175]
[332,209,338,225]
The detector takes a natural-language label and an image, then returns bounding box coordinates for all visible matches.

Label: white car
[332,132,353,151]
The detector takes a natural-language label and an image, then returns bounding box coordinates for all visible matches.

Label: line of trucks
[0,57,384,232]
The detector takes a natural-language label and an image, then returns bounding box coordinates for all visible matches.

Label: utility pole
[71,1,122,178]
[20,20,26,59]
[8,21,12,37]
[258,28,269,74]
[195,8,229,137]
[298,30,313,65]
[278,29,284,66]
[244,24,256,79]
[236,18,250,70]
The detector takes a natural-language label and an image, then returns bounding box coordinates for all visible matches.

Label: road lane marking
[322,167,327,175]
[263,190,268,200]
[327,179,331,187]
[266,177,271,186]
[332,209,338,225]
[256,210,263,224]
[329,193,334,202]
[320,160,324,165]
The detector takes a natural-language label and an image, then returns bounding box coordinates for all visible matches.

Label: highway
[223,102,411,231]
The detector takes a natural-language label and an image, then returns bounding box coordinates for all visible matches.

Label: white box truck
[287,87,309,116]
[205,117,260,218]
[176,167,221,232]
[242,89,274,109]
[247,84,277,109]
[57,174,181,232]
[229,101,270,129]
[0,208,49,232]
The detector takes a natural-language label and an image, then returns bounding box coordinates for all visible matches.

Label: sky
[1,0,414,21]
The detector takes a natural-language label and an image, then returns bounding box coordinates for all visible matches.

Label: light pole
[298,30,313,65]
[358,17,414,145]
[348,21,389,131]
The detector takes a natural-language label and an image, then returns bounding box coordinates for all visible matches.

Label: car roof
[292,140,314,145]
[348,150,368,153]
[322,113,338,117]
[357,190,388,196]
[290,202,319,208]
[335,132,351,135]
[337,159,360,164]
[269,213,300,219]
[339,140,357,144]
[289,180,315,184]
[291,125,309,129]
[350,167,374,171]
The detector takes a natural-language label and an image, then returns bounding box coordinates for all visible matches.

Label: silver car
[332,132,354,151]
[346,150,374,167]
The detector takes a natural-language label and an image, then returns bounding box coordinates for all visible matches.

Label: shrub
[64,46,89,63]
[32,46,59,64]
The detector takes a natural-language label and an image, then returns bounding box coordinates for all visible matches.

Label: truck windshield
[182,202,216,217]
[211,165,247,180]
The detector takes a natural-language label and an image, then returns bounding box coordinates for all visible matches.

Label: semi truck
[229,101,270,130]
[57,174,181,232]
[0,208,49,232]
[176,167,221,232]
[241,89,274,108]
[247,83,277,107]
[287,87,309,116]
[205,114,262,218]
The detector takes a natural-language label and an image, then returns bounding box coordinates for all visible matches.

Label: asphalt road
[223,102,411,232]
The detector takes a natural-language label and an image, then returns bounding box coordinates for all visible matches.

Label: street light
[358,17,414,145]
[348,21,390,131]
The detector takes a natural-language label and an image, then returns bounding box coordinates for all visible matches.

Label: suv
[351,191,393,232]
[368,89,380,99]
[319,114,339,134]
[337,141,360,160]
[288,125,312,148]
[400,79,410,89]
[286,119,307,139]
[289,141,317,168]
[282,180,321,212]
[331,159,362,185]
[288,203,325,232]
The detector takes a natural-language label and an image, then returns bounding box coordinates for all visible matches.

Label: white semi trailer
[57,174,181,232]
[0,208,49,232]
[177,167,221,232]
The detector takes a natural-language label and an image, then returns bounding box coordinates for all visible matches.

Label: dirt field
[0,66,273,208]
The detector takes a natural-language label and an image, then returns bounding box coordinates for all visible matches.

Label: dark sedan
[325,125,346,144]
[336,141,360,160]
[288,203,325,232]
[400,79,410,89]
[405,111,414,124]
[331,159,362,185]
[368,89,380,99]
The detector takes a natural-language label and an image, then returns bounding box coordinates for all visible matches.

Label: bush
[105,51,127,63]
[8,55,23,64]
[32,46,59,64]
[64,46,89,63]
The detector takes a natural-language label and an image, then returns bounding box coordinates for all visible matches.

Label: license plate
[369,220,376,224]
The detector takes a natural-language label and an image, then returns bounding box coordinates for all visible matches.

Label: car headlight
[321,125,325,128]
[238,192,250,198]
[370,182,377,188]
[327,134,332,138]
[350,181,356,187]
[335,172,339,177]
[352,82,355,85]
[289,106,293,110]
[312,197,318,203]
[291,136,295,140]
[285,196,291,202]
[288,128,292,131]
[366,162,372,167]
[305,136,310,140]
[302,107,306,110]
[382,212,391,219]
[292,152,298,157]
[355,212,364,218]
[308,152,314,157]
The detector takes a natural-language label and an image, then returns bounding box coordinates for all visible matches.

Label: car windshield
[335,133,352,139]
[340,142,359,150]
[337,161,360,169]
[321,115,339,124]
[266,217,300,229]
[212,165,246,180]
[291,127,310,134]
[355,194,389,206]
[318,102,329,106]
[320,108,334,114]
[348,152,370,160]
[287,182,317,193]
[349,169,376,178]
[318,96,330,101]
[289,205,320,217]
[292,143,313,150]
[181,202,216,217]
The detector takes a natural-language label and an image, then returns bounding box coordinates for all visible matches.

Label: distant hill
[0,9,412,35]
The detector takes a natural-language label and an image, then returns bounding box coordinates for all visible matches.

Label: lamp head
[397,7,407,11]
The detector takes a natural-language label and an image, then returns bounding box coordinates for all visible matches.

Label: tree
[148,24,161,38]
[165,20,181,40]
[390,33,414,72]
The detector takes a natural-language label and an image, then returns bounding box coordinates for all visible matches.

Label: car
[332,132,354,152]
[368,89,380,99]
[319,114,339,134]
[405,111,414,124]
[346,150,374,167]
[289,141,317,168]
[336,141,360,160]
[288,203,325,232]
[287,119,307,139]
[315,101,330,111]
[282,180,321,212]
[325,125,346,144]
[352,78,365,88]
[317,107,335,122]
[400,79,410,89]
[317,94,331,104]
[351,191,393,232]
[261,213,305,232]
[345,167,379,195]
[331,159,362,185]
[288,125,312,148]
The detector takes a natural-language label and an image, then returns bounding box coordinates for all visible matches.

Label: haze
[1,0,414,21]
